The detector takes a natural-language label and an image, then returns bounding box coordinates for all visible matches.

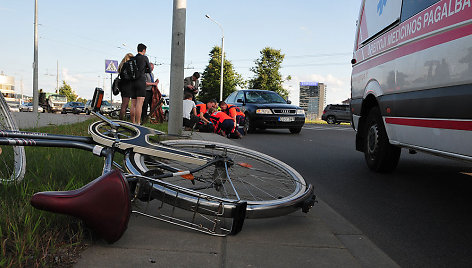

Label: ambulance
[351,0,472,172]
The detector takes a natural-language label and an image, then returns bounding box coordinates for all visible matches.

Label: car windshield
[102,101,111,106]
[245,91,286,104]
[51,95,67,102]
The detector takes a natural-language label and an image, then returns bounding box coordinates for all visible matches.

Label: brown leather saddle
[30,170,131,243]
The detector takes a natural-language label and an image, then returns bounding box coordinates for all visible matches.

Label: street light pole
[33,0,39,113]
[205,14,224,101]
[168,0,186,135]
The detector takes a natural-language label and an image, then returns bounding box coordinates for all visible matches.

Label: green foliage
[249,47,289,99]
[59,81,78,102]
[76,97,87,104]
[0,119,168,267]
[199,46,245,102]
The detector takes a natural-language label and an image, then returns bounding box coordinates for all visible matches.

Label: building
[299,82,326,120]
[0,72,16,102]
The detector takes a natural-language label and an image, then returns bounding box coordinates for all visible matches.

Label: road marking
[303,125,353,131]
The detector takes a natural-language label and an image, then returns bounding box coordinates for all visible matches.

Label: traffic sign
[105,59,119,73]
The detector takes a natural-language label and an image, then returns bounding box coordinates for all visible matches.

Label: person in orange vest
[207,107,242,139]
[195,99,217,125]
[219,101,246,133]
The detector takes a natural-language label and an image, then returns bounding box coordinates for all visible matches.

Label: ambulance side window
[400,0,440,22]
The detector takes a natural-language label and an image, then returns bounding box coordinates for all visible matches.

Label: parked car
[61,102,85,114]
[85,100,114,115]
[225,89,305,134]
[162,95,169,121]
[19,102,44,113]
[350,0,472,172]
[321,104,351,124]
[7,101,20,112]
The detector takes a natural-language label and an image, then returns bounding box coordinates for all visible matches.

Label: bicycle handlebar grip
[30,170,131,243]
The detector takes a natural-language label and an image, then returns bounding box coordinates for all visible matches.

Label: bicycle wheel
[0,94,26,183]
[124,139,314,219]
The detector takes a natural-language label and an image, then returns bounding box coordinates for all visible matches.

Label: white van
[351,0,472,172]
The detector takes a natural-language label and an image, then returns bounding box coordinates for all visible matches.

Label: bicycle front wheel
[125,139,313,218]
[0,94,26,183]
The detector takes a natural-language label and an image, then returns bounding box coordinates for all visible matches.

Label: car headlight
[256,109,273,114]
[296,109,305,115]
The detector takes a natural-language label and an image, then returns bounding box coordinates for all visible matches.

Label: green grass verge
[0,119,167,267]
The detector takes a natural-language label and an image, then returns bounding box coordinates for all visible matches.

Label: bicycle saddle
[30,170,131,243]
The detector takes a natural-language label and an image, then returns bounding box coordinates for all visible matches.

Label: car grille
[272,109,296,115]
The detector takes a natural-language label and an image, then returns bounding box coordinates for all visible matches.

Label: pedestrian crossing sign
[105,59,119,73]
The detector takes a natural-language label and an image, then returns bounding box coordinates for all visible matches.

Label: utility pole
[56,60,59,93]
[33,0,39,113]
[205,14,224,101]
[168,0,186,135]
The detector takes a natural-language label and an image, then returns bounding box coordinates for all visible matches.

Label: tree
[199,46,245,102]
[249,47,289,98]
[76,97,87,104]
[58,81,77,102]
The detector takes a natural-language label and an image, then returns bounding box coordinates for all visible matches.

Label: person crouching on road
[195,99,217,131]
[219,101,246,135]
[182,92,199,130]
[207,107,242,139]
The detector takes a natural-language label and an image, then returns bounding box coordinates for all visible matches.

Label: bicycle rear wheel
[0,94,26,183]
[125,140,314,219]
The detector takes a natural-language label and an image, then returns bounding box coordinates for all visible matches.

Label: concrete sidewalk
[12,112,92,130]
[75,131,399,268]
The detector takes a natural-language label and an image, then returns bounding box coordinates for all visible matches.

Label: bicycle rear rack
[127,174,247,236]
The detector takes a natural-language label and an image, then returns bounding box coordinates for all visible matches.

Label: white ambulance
[351,0,472,172]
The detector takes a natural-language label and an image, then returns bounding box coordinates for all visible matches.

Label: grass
[0,118,168,267]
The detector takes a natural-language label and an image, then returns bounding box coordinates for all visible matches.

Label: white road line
[303,126,353,131]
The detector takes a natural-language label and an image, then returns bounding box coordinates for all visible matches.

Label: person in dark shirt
[130,43,151,125]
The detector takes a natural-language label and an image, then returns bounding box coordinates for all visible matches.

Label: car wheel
[363,107,401,172]
[164,111,169,122]
[289,127,302,134]
[327,116,336,124]
[244,115,256,133]
[61,110,66,114]
[85,109,90,115]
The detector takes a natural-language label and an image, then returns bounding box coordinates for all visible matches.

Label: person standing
[184,72,200,101]
[117,53,134,120]
[142,63,158,122]
[130,43,152,125]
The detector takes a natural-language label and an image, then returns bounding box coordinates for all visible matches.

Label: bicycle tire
[0,94,26,183]
[124,139,314,219]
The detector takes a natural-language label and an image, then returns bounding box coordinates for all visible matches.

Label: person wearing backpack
[117,53,134,120]
[129,43,152,125]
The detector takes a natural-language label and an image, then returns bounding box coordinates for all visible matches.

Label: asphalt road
[234,123,472,267]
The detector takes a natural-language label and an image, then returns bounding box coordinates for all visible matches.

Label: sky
[0,0,361,106]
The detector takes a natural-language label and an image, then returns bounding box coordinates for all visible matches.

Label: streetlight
[205,14,224,101]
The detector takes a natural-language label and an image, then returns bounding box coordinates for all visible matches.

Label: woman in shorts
[117,53,134,120]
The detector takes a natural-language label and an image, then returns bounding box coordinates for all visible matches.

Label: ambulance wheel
[363,107,400,172]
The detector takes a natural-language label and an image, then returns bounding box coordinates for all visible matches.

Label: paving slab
[74,129,399,267]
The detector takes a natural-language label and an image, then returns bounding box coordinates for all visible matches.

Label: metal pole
[220,36,224,101]
[56,60,58,93]
[33,0,39,113]
[205,15,224,101]
[110,73,113,105]
[168,0,186,135]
